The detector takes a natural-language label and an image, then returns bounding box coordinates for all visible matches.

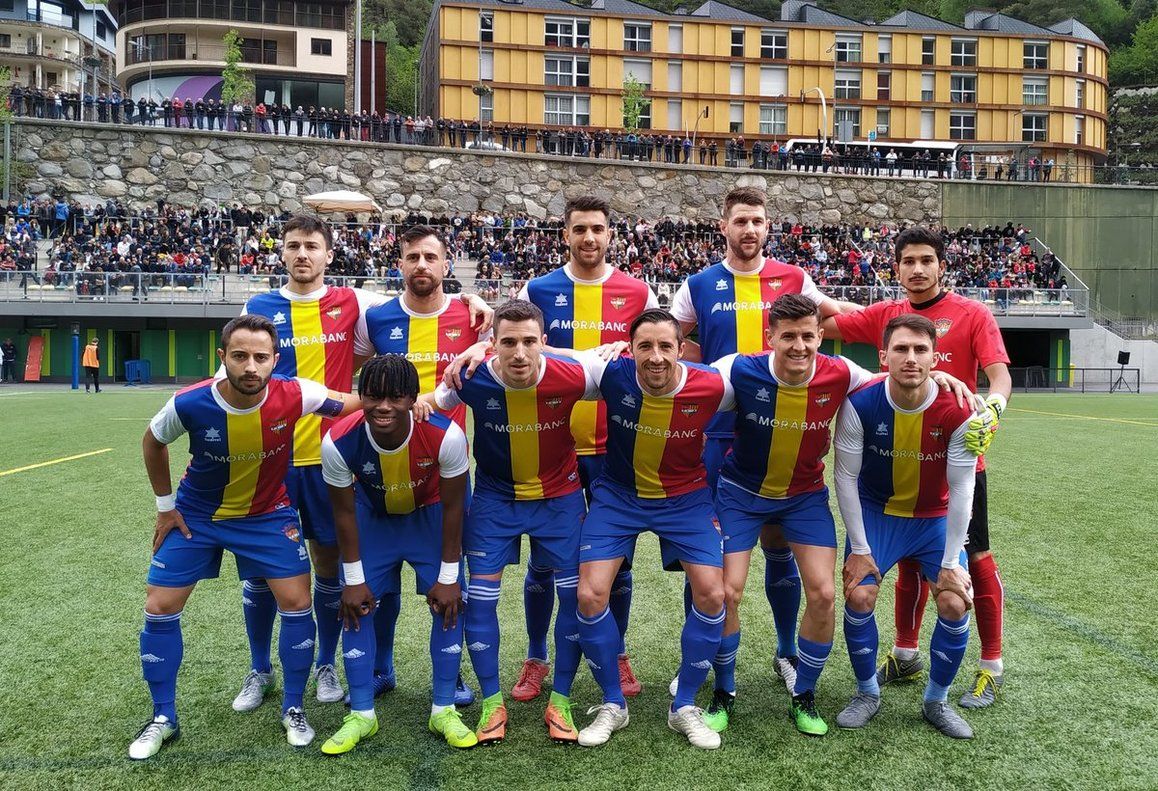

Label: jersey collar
[486,355,548,391]
[635,360,688,399]
[362,415,414,454]
[883,378,937,414]
[767,353,817,388]
[211,378,269,415]
[279,284,328,302]
[908,290,948,311]
[563,262,613,284]
[399,292,451,318]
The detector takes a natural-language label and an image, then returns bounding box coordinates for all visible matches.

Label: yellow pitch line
[1007,407,1158,428]
[0,448,115,477]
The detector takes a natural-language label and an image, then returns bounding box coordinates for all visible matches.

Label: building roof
[780,1,860,27]
[880,9,964,32]
[964,10,1054,37]
[688,1,770,24]
[1049,18,1105,46]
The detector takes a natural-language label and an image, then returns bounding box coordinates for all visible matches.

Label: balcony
[0,44,81,67]
[125,37,296,68]
[115,0,346,31]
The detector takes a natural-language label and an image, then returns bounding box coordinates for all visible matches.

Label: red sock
[970,554,1004,661]
[893,559,929,650]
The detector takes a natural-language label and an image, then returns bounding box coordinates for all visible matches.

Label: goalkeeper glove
[965,394,1006,456]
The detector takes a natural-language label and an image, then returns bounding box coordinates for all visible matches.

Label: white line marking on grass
[0,448,114,477]
[1007,407,1158,428]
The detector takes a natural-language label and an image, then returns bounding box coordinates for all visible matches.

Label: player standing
[514,195,658,701]
[832,314,984,739]
[130,315,358,759]
[318,355,476,753]
[823,226,1012,707]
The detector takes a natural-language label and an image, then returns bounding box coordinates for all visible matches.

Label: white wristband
[985,392,1008,417]
[343,561,365,586]
[155,493,177,512]
[437,560,460,585]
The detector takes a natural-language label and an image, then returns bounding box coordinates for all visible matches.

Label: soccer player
[427,299,597,745]
[822,225,1012,707]
[668,186,858,703]
[130,314,359,759]
[513,195,658,701]
[356,224,488,705]
[832,314,983,740]
[232,214,490,712]
[318,355,475,754]
[569,309,734,751]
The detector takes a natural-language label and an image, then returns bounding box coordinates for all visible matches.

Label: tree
[380,20,420,114]
[1109,11,1158,84]
[365,0,431,48]
[220,29,254,105]
[622,74,649,132]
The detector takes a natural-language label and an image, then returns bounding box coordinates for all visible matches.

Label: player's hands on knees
[842,552,881,598]
[593,340,629,361]
[930,371,974,409]
[443,341,490,390]
[933,566,974,610]
[340,583,376,631]
[427,581,463,629]
[152,509,191,554]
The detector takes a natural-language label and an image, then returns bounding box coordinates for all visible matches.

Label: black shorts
[966,470,989,554]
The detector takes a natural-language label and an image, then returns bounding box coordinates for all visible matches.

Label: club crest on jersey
[283,524,301,543]
[934,318,952,338]
[545,396,563,409]
[555,293,568,306]
[929,426,944,440]
[715,279,728,291]
[362,461,376,475]
[272,311,287,325]
[814,392,832,407]
[268,419,288,434]
[445,328,462,341]
[204,427,222,442]
[769,278,783,291]
[621,394,637,408]
[610,296,627,310]
[755,387,771,402]
[416,456,435,469]
[389,326,403,340]
[325,306,342,320]
[876,422,889,436]
[680,403,700,416]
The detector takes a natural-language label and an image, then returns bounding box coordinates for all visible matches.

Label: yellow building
[419,0,1107,172]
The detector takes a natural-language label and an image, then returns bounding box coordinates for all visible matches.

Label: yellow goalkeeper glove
[965,394,1006,456]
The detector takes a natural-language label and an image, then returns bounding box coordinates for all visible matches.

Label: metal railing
[978,366,1140,393]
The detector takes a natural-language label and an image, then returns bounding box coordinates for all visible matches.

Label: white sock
[354,709,376,719]
[979,658,1004,675]
[893,646,919,661]
[431,704,454,717]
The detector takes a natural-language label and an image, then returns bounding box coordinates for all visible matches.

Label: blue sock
[523,565,554,662]
[278,607,316,713]
[141,611,182,722]
[373,593,401,677]
[673,605,725,710]
[843,605,880,696]
[609,569,633,655]
[342,614,376,712]
[793,636,833,695]
[577,606,624,706]
[242,579,276,674]
[465,578,502,698]
[764,548,802,658]
[430,608,464,708]
[551,573,581,697]
[313,576,343,668]
[712,630,740,694]
[925,614,971,702]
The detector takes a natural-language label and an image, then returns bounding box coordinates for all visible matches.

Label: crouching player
[319,355,475,752]
[130,315,359,759]
[833,314,988,740]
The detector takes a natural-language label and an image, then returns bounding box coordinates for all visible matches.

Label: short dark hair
[894,226,944,265]
[564,195,611,227]
[723,186,767,218]
[494,298,544,334]
[882,313,937,349]
[630,308,683,343]
[768,293,820,328]
[282,213,333,250]
[358,354,419,401]
[399,224,447,254]
[221,314,279,351]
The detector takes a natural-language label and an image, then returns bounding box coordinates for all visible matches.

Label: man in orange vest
[83,336,101,393]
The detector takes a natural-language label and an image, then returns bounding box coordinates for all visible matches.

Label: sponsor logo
[140,653,165,663]
[769,277,783,291]
[852,647,873,655]
[325,306,343,321]
[710,300,776,315]
[525,583,545,594]
[715,279,728,291]
[565,633,580,642]
[204,427,222,442]
[585,658,601,671]
[770,578,797,589]
[867,444,946,462]
[468,641,491,652]
[465,550,486,557]
[579,544,592,551]
[241,596,254,606]
[610,414,700,440]
[416,456,435,469]
[934,318,952,338]
[555,293,568,306]
[292,638,315,651]
[743,413,832,431]
[814,392,832,407]
[679,403,700,416]
[755,387,771,403]
[150,558,167,569]
[280,331,347,349]
[268,419,287,434]
[611,585,632,595]
[876,422,889,437]
[441,644,463,654]
[621,394,637,408]
[324,599,341,609]
[445,328,462,341]
[691,660,713,670]
[610,296,627,310]
[283,524,302,543]
[934,351,954,363]
[486,398,501,410]
[389,326,403,340]
[343,648,366,659]
[545,396,563,409]
[362,461,376,475]
[549,318,628,332]
[933,649,951,662]
[298,545,309,561]
[483,418,568,434]
[272,311,287,325]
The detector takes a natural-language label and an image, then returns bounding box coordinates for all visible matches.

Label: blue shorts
[716,479,837,553]
[577,454,606,503]
[464,489,586,575]
[285,464,337,546]
[581,479,723,570]
[844,506,968,587]
[343,503,465,596]
[702,437,732,495]
[148,504,310,588]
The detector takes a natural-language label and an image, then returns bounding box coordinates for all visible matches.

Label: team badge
[445,328,462,341]
[416,456,435,469]
[769,277,783,291]
[814,392,831,407]
[325,306,342,320]
[268,419,288,433]
[610,296,627,310]
[545,396,563,409]
[934,318,952,338]
[680,404,700,416]
[283,524,301,543]
[929,426,944,440]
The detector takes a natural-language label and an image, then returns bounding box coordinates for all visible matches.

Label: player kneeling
[319,355,476,753]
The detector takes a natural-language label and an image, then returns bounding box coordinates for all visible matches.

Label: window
[623,23,651,52]
[761,29,787,59]
[834,69,861,100]
[950,39,976,66]
[1023,76,1048,105]
[731,28,744,57]
[0,0,13,11]
[480,11,493,43]
[166,32,185,59]
[626,99,651,129]
[96,21,107,40]
[950,74,976,103]
[729,63,744,94]
[545,55,589,87]
[545,93,590,125]
[1076,44,1085,73]
[875,108,889,136]
[667,61,682,92]
[623,58,652,88]
[877,71,890,101]
[759,104,787,135]
[921,72,934,102]
[479,91,493,122]
[1022,113,1047,142]
[479,48,494,81]
[0,34,9,48]
[668,24,682,54]
[311,37,332,56]
[545,17,590,49]
[1075,79,1084,108]
[729,101,743,133]
[920,108,934,138]
[877,34,890,64]
[949,111,975,140]
[667,99,681,131]
[833,107,861,140]
[921,37,935,65]
[46,70,57,86]
[834,34,862,63]
[759,65,786,97]
[1024,41,1048,70]
[1075,115,1084,145]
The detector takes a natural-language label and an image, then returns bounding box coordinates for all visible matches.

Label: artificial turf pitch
[1,387,1156,790]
